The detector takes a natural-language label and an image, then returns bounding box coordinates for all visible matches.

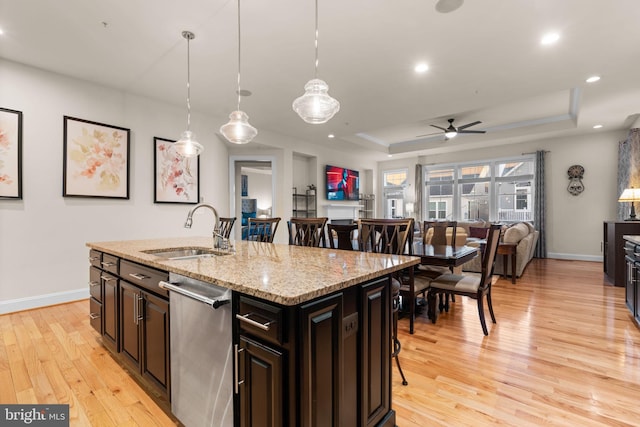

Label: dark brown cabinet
[233,275,393,427]
[237,336,284,427]
[119,278,170,393]
[89,250,170,398]
[604,221,640,286]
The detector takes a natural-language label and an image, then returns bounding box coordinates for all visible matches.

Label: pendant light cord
[185,32,193,131]
[314,0,319,78]
[236,0,242,111]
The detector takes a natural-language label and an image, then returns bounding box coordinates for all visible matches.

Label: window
[383,168,408,218]
[423,156,535,223]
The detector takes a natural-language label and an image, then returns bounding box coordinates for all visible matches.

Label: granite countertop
[87,236,420,306]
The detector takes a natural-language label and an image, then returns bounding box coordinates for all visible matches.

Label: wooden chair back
[288,217,328,247]
[480,223,502,289]
[359,218,414,255]
[247,217,281,243]
[327,223,359,250]
[423,220,458,247]
[217,217,236,239]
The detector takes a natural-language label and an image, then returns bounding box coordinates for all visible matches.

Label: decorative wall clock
[567,164,585,196]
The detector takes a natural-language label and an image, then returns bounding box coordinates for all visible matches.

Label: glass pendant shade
[292,78,340,124]
[174,130,204,157]
[220,111,257,144]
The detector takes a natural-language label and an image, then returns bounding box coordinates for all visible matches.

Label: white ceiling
[1,0,639,160]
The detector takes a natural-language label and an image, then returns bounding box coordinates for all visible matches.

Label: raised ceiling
[1,0,639,160]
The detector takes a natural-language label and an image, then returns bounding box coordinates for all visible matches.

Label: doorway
[230,158,274,241]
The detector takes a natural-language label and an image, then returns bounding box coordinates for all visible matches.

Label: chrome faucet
[184,203,226,249]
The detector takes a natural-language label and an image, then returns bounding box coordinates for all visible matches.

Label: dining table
[404,242,479,333]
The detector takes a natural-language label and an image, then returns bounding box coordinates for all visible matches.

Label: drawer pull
[235,313,274,331]
[129,273,150,281]
[101,261,116,267]
[88,281,100,287]
[89,313,100,320]
[88,256,99,262]
[100,275,116,282]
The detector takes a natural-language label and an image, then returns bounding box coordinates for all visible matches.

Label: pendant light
[292,0,340,124]
[220,0,257,144]
[174,31,204,157]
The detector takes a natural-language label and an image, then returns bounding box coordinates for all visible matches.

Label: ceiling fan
[426,118,486,141]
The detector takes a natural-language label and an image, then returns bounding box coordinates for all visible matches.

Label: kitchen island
[86,236,419,427]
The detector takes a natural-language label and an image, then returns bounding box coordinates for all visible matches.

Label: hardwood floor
[1,259,639,426]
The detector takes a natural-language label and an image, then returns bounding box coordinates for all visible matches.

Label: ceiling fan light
[174,130,204,157]
[445,130,458,139]
[220,110,257,144]
[292,78,340,124]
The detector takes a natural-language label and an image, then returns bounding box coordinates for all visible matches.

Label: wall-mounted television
[326,165,359,201]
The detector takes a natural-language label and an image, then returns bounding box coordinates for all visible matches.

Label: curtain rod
[522,150,551,155]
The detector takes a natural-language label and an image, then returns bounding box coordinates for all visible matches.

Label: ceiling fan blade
[457,121,482,130]
[458,130,486,134]
[430,125,447,131]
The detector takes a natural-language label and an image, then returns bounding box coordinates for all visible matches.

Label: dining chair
[426,223,502,336]
[419,220,459,276]
[288,217,328,247]
[359,218,416,385]
[217,217,236,239]
[247,217,281,243]
[326,223,358,250]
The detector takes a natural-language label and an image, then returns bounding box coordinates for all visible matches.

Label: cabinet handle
[88,281,100,287]
[137,294,144,323]
[235,313,274,331]
[101,261,116,267]
[89,256,99,262]
[100,275,116,282]
[234,344,244,394]
[89,313,100,320]
[133,294,139,326]
[129,273,149,281]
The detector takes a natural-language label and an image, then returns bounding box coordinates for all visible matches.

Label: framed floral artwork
[0,107,23,199]
[153,137,200,204]
[63,116,130,198]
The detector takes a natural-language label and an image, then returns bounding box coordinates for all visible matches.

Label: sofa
[457,220,539,278]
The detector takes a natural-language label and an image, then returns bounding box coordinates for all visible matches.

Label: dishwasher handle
[159,281,231,309]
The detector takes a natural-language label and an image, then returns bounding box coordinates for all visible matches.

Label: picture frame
[0,107,23,199]
[63,116,130,199]
[154,137,200,204]
[241,174,248,197]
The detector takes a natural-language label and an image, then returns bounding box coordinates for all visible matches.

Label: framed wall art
[0,107,23,199]
[241,174,248,197]
[63,116,130,198]
[154,137,200,204]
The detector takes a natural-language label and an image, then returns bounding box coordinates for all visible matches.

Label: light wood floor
[1,259,639,426]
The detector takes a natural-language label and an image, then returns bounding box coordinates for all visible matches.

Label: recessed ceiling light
[414,63,429,73]
[327,134,335,138]
[0,27,4,36]
[540,32,560,45]
[388,154,392,158]
[586,76,601,83]
[593,124,603,129]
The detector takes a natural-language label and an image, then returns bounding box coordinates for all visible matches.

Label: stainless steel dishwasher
[160,273,233,427]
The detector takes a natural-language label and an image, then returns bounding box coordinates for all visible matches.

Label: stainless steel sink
[143,247,232,260]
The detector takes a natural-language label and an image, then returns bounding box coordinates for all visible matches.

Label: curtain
[414,164,423,224]
[534,150,547,258]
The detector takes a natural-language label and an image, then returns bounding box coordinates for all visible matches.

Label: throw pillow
[469,226,488,239]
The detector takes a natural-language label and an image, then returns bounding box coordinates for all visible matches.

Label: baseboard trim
[0,288,88,315]
[546,252,603,262]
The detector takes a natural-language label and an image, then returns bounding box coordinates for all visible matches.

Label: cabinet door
[238,336,283,427]
[119,281,141,370]
[102,273,119,352]
[360,277,391,427]
[299,293,343,427]
[141,292,170,391]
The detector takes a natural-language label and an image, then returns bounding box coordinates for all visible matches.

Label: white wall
[243,168,272,214]
[378,130,624,261]
[0,59,229,313]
